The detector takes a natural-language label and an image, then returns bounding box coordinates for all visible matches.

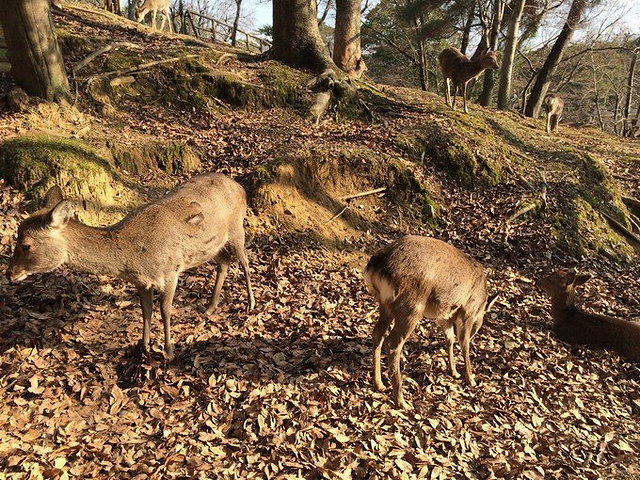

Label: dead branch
[85,55,200,81]
[340,187,387,201]
[73,42,143,75]
[601,211,640,246]
[325,205,349,225]
[622,195,640,210]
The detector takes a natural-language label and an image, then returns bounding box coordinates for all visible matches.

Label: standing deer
[6,174,255,360]
[537,269,640,362]
[439,47,500,114]
[543,93,564,134]
[364,235,497,409]
[135,0,173,32]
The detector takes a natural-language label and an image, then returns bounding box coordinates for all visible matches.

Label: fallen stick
[85,54,200,81]
[601,211,640,246]
[339,187,387,201]
[325,205,349,225]
[622,195,640,210]
[73,42,143,75]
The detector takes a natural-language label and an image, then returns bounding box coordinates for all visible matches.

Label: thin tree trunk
[333,0,365,76]
[1,0,70,102]
[524,0,587,118]
[497,0,526,110]
[231,0,242,47]
[478,0,504,106]
[459,1,476,55]
[105,0,121,15]
[622,47,638,136]
[273,0,334,71]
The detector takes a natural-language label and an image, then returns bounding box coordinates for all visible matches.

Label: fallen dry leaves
[1,8,640,480]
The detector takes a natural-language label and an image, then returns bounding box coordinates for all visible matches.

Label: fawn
[364,235,497,409]
[543,93,564,134]
[135,0,173,32]
[537,269,640,362]
[6,174,255,360]
[439,47,500,114]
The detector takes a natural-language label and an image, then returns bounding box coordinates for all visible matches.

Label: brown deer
[364,235,497,409]
[439,47,500,114]
[6,174,255,360]
[135,0,173,32]
[537,269,640,362]
[543,93,564,134]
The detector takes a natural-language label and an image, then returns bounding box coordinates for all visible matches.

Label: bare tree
[497,0,527,110]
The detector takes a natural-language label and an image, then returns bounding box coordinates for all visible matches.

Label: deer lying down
[439,47,500,114]
[543,93,564,134]
[364,235,497,409]
[537,269,640,362]
[6,174,255,360]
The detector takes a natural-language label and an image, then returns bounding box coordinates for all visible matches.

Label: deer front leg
[462,82,468,114]
[137,287,153,355]
[159,276,178,360]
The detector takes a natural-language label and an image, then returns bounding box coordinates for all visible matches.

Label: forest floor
[1,5,640,480]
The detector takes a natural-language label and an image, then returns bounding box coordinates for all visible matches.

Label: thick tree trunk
[333,0,366,77]
[1,0,70,102]
[524,0,587,118]
[105,0,121,15]
[478,0,504,106]
[459,1,476,55]
[272,0,334,71]
[497,0,526,110]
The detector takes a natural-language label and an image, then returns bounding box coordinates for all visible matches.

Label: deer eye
[20,244,31,252]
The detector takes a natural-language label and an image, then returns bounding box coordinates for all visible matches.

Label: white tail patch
[364,268,396,303]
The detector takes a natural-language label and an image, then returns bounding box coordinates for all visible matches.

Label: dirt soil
[1,5,640,480]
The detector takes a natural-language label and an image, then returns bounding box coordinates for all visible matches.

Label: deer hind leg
[228,231,255,311]
[436,314,459,379]
[164,8,173,32]
[159,275,179,360]
[546,113,552,134]
[372,302,394,392]
[455,309,477,386]
[387,304,423,409]
[137,286,153,354]
[205,248,232,315]
[461,82,468,113]
[551,114,559,133]
[444,78,452,108]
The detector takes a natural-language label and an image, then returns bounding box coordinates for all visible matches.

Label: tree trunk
[524,0,587,118]
[0,0,70,102]
[231,0,242,47]
[622,47,638,137]
[497,0,526,110]
[478,0,504,106]
[333,0,366,77]
[105,0,121,15]
[459,1,476,55]
[272,0,334,71]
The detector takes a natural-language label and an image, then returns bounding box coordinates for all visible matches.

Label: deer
[543,93,564,134]
[135,0,173,33]
[363,235,498,409]
[537,269,640,362]
[439,47,500,114]
[6,174,255,361]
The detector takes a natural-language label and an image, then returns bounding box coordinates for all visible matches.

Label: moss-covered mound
[108,139,200,175]
[247,147,438,243]
[0,135,140,224]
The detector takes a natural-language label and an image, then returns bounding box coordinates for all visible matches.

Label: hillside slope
[1,5,640,479]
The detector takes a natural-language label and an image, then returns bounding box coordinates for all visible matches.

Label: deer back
[439,47,500,84]
[543,94,564,116]
[365,236,490,321]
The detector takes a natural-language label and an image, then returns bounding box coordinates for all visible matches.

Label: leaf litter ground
[1,9,640,480]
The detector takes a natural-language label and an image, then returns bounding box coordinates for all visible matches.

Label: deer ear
[44,186,64,209]
[48,200,72,229]
[564,271,576,286]
[574,273,591,286]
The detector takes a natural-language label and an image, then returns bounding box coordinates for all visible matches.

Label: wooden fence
[174,9,271,53]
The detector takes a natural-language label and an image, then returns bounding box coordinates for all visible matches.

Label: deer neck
[549,291,578,319]
[464,59,486,80]
[64,220,128,277]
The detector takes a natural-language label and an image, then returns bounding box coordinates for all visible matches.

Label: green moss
[108,140,200,175]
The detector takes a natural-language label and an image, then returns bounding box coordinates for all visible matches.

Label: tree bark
[333,0,366,77]
[524,0,587,118]
[459,1,476,55]
[478,0,504,106]
[272,0,334,71]
[231,0,242,47]
[622,46,638,137]
[497,0,526,110]
[0,0,70,102]
[105,0,121,15]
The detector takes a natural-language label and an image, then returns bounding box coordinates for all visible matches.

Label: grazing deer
[135,0,173,32]
[364,235,497,409]
[537,269,640,362]
[6,174,255,360]
[543,93,564,134]
[439,47,500,114]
